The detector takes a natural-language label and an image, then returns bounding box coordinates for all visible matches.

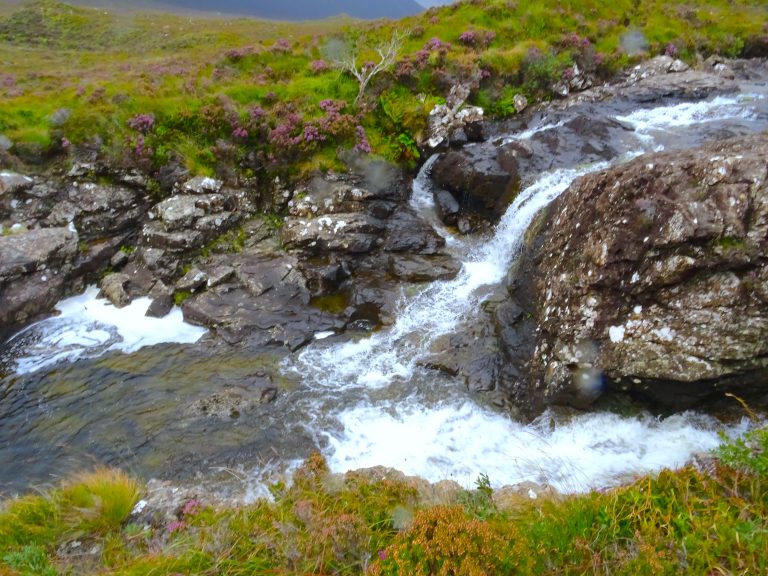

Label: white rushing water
[10,286,207,374]
[285,92,766,491]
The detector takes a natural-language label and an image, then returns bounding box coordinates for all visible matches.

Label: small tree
[333,30,406,105]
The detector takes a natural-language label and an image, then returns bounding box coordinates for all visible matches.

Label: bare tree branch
[333,30,406,105]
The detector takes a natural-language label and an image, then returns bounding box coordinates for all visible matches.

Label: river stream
[1,90,767,498]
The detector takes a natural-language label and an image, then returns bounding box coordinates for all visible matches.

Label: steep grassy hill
[0,0,766,185]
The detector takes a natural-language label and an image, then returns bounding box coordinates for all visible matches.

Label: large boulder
[431,145,519,220]
[499,134,768,412]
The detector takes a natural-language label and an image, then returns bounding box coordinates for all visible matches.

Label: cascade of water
[280,92,764,490]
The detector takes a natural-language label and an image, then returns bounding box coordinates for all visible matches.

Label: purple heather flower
[127,113,155,133]
[166,520,186,534]
[309,59,329,73]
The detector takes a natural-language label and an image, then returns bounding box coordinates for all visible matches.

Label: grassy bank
[1,428,767,575]
[1,0,766,184]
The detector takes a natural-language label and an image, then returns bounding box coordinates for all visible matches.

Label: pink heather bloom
[309,59,329,74]
[166,520,186,534]
[459,30,477,45]
[354,125,372,154]
[181,498,202,517]
[127,113,155,133]
[664,42,679,58]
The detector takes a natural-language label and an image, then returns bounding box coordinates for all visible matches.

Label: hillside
[1,0,766,183]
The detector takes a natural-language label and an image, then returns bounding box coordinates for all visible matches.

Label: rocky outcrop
[424,84,484,149]
[497,134,768,412]
[0,226,78,334]
[141,178,249,252]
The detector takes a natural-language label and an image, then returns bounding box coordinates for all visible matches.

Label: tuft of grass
[717,424,768,477]
[58,468,141,537]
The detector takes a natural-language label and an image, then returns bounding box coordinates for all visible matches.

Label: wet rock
[0,269,67,333]
[500,134,768,412]
[146,280,173,318]
[142,221,204,251]
[0,227,77,283]
[69,182,142,238]
[383,210,446,254]
[388,254,461,282]
[184,377,277,420]
[347,273,403,326]
[71,235,128,280]
[433,188,460,225]
[152,195,206,231]
[136,247,178,278]
[499,112,630,181]
[183,254,344,349]
[99,272,131,308]
[298,258,348,296]
[110,249,129,269]
[206,265,235,288]
[431,145,519,221]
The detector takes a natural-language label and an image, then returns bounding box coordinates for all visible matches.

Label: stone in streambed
[145,280,173,318]
[431,145,519,221]
[99,272,131,308]
[388,254,461,282]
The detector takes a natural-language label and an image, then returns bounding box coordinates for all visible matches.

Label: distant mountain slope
[72,0,425,20]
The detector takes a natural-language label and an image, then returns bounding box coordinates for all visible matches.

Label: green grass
[1,432,767,575]
[1,0,765,183]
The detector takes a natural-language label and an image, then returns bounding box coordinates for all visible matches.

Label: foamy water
[11,286,207,374]
[326,404,748,491]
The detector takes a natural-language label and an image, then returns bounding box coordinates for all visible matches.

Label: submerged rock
[499,134,768,412]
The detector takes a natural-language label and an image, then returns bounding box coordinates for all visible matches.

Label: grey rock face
[499,134,768,412]
[0,227,78,331]
[281,213,386,254]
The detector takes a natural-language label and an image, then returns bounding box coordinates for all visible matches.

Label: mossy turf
[1,0,766,183]
[1,429,767,575]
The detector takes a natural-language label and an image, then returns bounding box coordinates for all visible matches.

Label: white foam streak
[617,94,760,134]
[13,286,207,374]
[327,403,748,492]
